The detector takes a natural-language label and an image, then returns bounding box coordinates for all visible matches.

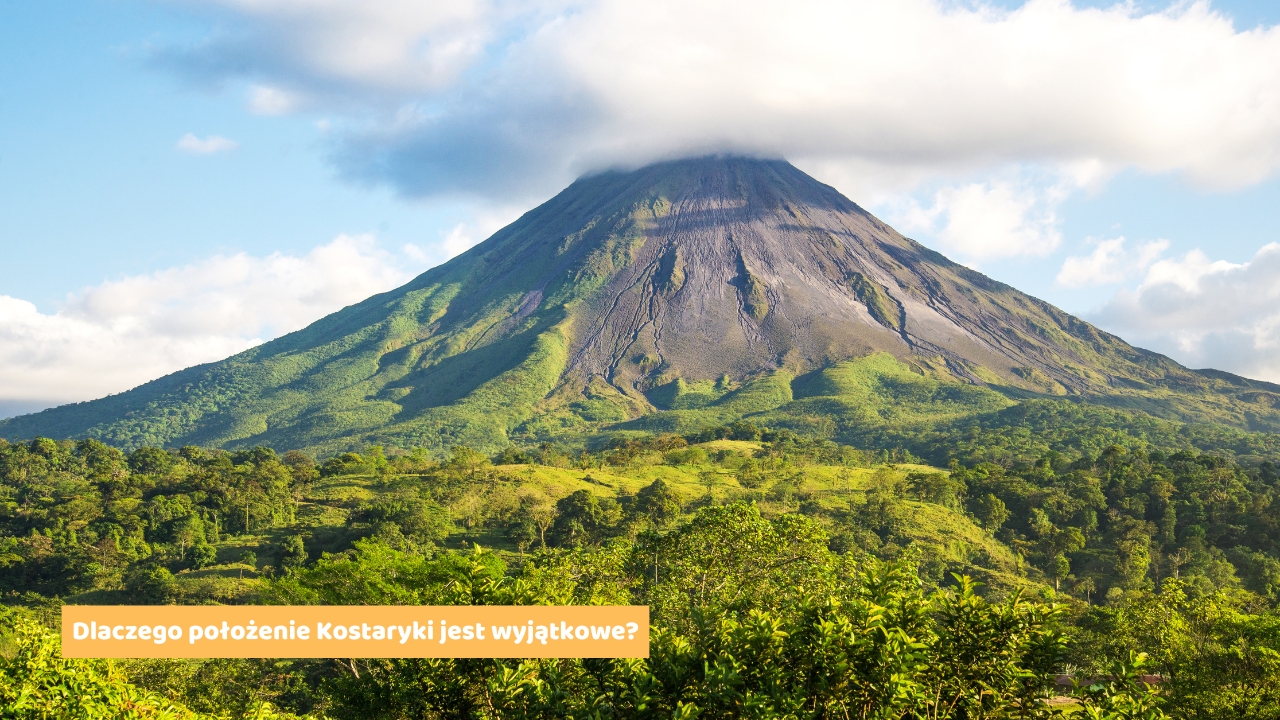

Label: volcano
[7,156,1280,452]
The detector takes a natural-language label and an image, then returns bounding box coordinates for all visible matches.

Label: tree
[548,490,619,547]
[698,468,719,500]
[281,450,319,487]
[504,492,556,552]
[1075,576,1097,604]
[1076,652,1169,720]
[448,446,490,480]
[907,471,967,509]
[1168,547,1192,580]
[972,493,1010,532]
[124,566,176,603]
[367,445,390,479]
[239,550,257,580]
[279,535,307,570]
[636,503,836,625]
[0,611,202,718]
[513,493,556,550]
[630,479,681,529]
[664,446,707,466]
[352,492,451,545]
[322,451,374,478]
[494,446,533,465]
[126,446,171,476]
[189,542,217,570]
[1117,533,1153,590]
[171,515,205,563]
[1054,552,1071,592]
[925,576,1066,718]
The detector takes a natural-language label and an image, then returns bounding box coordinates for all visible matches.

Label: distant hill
[6,156,1280,453]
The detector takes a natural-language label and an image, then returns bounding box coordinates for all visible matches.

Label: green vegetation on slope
[0,171,678,454]
[848,272,903,331]
[8,157,1280,457]
[608,353,1280,473]
[4,411,1280,718]
[5,474,1279,718]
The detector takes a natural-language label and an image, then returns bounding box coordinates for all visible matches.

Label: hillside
[20,447,1027,607]
[5,156,1280,453]
[7,430,1280,718]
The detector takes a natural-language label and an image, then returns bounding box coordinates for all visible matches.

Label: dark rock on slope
[6,156,1279,452]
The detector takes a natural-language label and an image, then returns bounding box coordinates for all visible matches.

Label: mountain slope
[6,156,1280,452]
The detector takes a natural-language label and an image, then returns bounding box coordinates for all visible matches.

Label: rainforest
[4,398,1280,718]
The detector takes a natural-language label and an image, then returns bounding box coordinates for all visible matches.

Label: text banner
[62,605,649,658]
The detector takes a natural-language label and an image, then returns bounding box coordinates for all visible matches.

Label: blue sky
[3,0,1280,415]
[0,0,473,308]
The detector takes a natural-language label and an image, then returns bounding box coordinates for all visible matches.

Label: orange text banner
[62,605,649,659]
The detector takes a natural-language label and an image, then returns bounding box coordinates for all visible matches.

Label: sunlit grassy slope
[615,353,1011,438]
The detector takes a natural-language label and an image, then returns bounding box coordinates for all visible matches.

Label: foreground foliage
[4,503,1278,718]
[5,506,1066,719]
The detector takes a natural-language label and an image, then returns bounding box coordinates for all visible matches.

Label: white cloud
[434,208,522,259]
[881,168,1085,261]
[401,242,431,264]
[247,85,301,115]
[177,133,240,154]
[440,224,478,258]
[1140,248,1242,292]
[0,236,426,409]
[413,207,525,265]
[177,0,499,95]
[1056,236,1169,288]
[1091,243,1280,381]
[157,0,1280,199]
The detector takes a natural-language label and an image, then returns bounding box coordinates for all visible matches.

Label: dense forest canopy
[3,399,1280,718]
